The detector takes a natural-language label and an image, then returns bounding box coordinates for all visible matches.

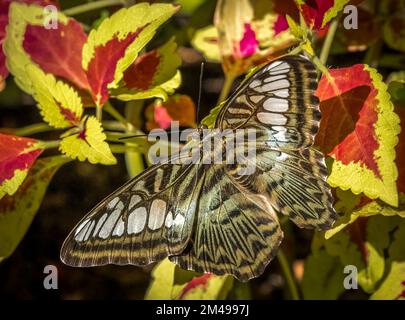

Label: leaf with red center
[26,66,83,128]
[0,156,67,261]
[0,134,44,199]
[23,19,90,91]
[295,0,349,30]
[123,50,160,91]
[315,64,400,206]
[82,3,179,106]
[4,2,83,97]
[0,0,59,90]
[59,116,116,165]
[179,274,212,299]
[145,95,196,130]
[114,38,181,101]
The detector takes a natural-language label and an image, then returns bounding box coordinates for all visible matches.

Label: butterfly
[60,55,337,282]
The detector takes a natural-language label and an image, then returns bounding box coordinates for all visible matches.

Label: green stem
[104,101,134,131]
[288,46,303,56]
[124,100,145,177]
[63,0,126,16]
[12,123,55,136]
[319,18,339,66]
[277,249,300,300]
[42,140,60,150]
[312,55,333,82]
[217,72,236,105]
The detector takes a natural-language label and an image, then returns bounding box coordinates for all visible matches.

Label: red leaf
[86,28,145,106]
[23,19,90,91]
[123,50,160,91]
[299,0,334,30]
[0,134,43,185]
[315,65,380,177]
[179,274,212,300]
[395,105,405,194]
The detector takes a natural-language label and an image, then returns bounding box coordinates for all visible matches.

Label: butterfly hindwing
[60,161,201,267]
[170,164,284,282]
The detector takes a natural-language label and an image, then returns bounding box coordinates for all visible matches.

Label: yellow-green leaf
[26,66,83,128]
[59,116,116,165]
[0,156,69,261]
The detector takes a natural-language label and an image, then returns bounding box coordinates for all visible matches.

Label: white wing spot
[107,197,120,210]
[264,74,286,83]
[263,98,289,112]
[173,213,185,227]
[83,221,95,241]
[128,207,147,235]
[266,60,283,70]
[112,217,125,237]
[93,213,108,236]
[98,209,121,239]
[165,211,174,228]
[270,62,290,72]
[273,89,289,98]
[75,218,90,236]
[257,112,288,125]
[148,199,166,230]
[74,219,91,242]
[262,79,290,92]
[249,80,261,88]
[129,194,142,210]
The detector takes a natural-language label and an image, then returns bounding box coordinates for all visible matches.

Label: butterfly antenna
[197,62,204,124]
[119,133,149,140]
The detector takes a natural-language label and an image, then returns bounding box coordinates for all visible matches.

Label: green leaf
[286,14,305,38]
[371,219,405,300]
[326,193,405,239]
[59,116,116,165]
[302,249,346,299]
[387,71,405,104]
[26,66,83,128]
[201,101,226,128]
[322,0,350,27]
[319,215,402,293]
[0,156,69,261]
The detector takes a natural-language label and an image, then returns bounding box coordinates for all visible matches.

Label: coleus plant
[0,0,404,300]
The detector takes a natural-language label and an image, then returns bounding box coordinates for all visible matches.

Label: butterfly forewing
[60,160,202,267]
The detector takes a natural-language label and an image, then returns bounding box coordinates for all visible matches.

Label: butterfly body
[61,55,337,281]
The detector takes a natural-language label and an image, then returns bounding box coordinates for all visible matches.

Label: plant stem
[63,0,126,16]
[288,46,303,56]
[217,72,236,105]
[42,140,60,150]
[277,249,300,300]
[319,18,339,66]
[312,55,333,82]
[104,101,134,131]
[12,123,54,136]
